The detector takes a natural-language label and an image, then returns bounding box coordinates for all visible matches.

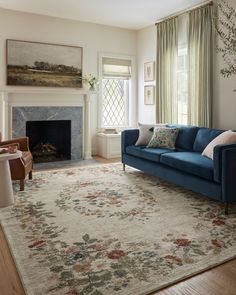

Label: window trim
[98,52,136,130]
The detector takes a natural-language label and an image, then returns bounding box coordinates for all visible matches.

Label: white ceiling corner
[0,0,206,30]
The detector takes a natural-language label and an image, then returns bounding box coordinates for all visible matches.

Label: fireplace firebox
[26,120,71,163]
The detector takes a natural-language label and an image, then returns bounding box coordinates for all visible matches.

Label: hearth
[26,120,71,163]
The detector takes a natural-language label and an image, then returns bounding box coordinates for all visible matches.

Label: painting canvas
[144,61,155,82]
[6,39,83,88]
[144,85,155,105]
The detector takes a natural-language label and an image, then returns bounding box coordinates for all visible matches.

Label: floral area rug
[0,163,236,295]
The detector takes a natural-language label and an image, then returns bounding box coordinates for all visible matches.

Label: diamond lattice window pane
[102,79,128,127]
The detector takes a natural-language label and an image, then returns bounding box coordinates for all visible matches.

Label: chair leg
[29,170,33,180]
[20,180,24,191]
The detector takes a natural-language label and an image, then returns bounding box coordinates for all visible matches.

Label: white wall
[0,8,137,153]
[137,25,156,124]
[137,0,236,129]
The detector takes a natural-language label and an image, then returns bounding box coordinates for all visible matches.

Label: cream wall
[137,0,236,129]
[213,0,236,129]
[137,25,156,124]
[0,8,137,153]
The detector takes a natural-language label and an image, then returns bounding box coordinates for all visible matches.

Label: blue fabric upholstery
[160,152,214,181]
[121,127,236,205]
[175,126,199,150]
[123,153,221,201]
[214,143,236,183]
[121,129,139,153]
[126,145,171,162]
[222,147,236,202]
[193,128,224,152]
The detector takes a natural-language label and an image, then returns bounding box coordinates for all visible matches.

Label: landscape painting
[6,39,83,88]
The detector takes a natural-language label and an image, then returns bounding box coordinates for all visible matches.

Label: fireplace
[12,106,83,160]
[26,120,71,163]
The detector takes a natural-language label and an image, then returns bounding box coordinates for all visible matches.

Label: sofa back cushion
[193,128,224,153]
[176,126,199,150]
[167,125,199,151]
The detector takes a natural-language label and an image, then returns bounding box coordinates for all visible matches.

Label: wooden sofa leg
[224,203,229,215]
[20,180,24,191]
[123,163,126,171]
[29,170,33,180]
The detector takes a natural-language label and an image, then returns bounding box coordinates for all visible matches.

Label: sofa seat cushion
[160,152,214,180]
[126,145,172,162]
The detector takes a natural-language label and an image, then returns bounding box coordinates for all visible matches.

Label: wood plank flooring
[0,227,25,295]
[0,156,236,295]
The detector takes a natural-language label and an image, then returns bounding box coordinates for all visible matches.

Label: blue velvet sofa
[121,126,236,214]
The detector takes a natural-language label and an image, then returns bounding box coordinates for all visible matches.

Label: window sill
[97,132,121,138]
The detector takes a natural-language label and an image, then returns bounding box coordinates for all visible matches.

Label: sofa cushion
[193,128,224,153]
[126,145,172,162]
[202,130,236,159]
[147,127,180,149]
[175,126,199,150]
[135,123,166,146]
[160,152,214,181]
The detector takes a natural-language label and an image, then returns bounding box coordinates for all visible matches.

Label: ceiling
[0,0,206,30]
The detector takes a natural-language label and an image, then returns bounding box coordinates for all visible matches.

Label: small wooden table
[0,150,22,207]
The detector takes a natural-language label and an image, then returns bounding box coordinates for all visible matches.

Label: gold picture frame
[144,61,155,82]
[144,85,155,105]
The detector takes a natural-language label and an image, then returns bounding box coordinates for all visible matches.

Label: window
[177,46,188,124]
[99,56,132,128]
[176,15,189,125]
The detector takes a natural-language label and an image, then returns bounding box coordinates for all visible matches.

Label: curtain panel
[156,18,178,124]
[188,5,214,127]
[156,3,214,127]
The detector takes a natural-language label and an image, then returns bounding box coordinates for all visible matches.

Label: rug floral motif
[0,163,236,295]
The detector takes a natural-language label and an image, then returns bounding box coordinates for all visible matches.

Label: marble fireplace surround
[13,106,82,161]
[0,88,96,159]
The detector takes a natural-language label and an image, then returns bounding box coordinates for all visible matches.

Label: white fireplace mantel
[0,87,97,160]
[0,87,95,95]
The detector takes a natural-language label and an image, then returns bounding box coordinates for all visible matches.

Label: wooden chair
[0,135,33,191]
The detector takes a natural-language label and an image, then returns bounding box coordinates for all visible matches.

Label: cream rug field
[0,163,236,295]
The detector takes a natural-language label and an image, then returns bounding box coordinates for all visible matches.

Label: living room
[0,0,236,294]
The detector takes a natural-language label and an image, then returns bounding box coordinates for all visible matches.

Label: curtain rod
[155,0,213,25]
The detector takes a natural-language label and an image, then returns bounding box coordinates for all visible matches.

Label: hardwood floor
[0,227,25,295]
[1,156,236,295]
[93,155,121,164]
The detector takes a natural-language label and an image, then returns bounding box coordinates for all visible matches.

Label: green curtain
[156,17,178,123]
[188,5,214,127]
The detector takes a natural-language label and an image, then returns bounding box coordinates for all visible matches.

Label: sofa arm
[214,144,236,202]
[121,129,139,154]
[0,137,29,151]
